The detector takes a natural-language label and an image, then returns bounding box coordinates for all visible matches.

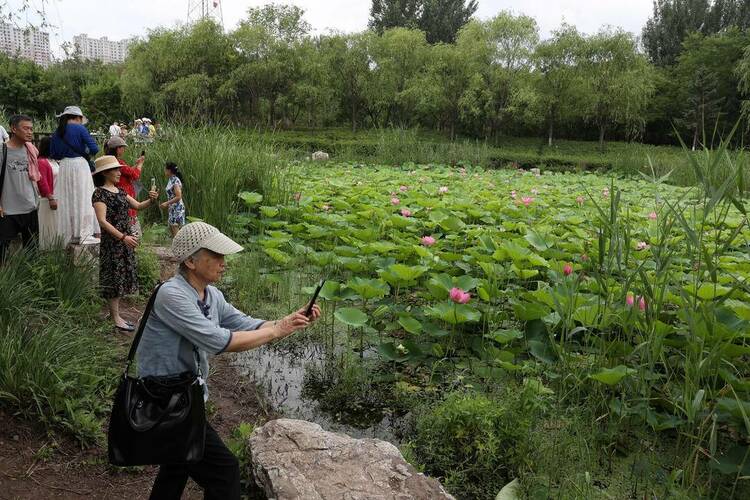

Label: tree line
[2,1,750,148]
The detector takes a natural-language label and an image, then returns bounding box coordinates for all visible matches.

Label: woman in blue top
[50,106,100,245]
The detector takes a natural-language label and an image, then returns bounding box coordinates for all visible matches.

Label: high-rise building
[0,22,51,67]
[72,34,132,64]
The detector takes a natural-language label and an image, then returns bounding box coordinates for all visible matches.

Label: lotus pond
[229,160,750,498]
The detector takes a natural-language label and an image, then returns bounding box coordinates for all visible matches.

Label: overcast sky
[14,0,655,53]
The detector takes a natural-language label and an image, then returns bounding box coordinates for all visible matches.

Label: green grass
[125,126,297,233]
[254,127,750,187]
[0,247,117,446]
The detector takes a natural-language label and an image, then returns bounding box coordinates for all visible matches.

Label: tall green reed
[136,126,295,232]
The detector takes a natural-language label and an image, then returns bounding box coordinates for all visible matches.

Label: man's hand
[49,199,58,211]
[160,201,169,209]
[147,190,158,201]
[0,205,4,218]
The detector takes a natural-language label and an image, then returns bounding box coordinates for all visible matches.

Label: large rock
[249,419,454,500]
[312,150,330,161]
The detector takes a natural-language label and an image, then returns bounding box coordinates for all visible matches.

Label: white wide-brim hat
[172,222,244,262]
[56,105,86,119]
[91,155,121,176]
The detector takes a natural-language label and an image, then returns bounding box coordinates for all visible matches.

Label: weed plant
[0,247,116,446]
[134,126,295,232]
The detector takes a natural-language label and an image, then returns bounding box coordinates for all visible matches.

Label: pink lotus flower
[638,296,647,311]
[626,294,635,307]
[449,287,471,304]
[400,208,412,217]
[576,195,585,206]
[391,197,400,205]
[293,192,302,202]
[521,196,534,207]
[438,186,449,195]
[399,185,408,192]
[563,263,573,276]
[649,211,658,220]
[636,241,649,251]
[510,190,517,199]
[421,235,436,246]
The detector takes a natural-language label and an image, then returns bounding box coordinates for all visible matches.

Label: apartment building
[0,22,51,67]
[73,34,131,64]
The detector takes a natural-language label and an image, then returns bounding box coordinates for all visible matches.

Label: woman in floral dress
[160,162,186,238]
[91,156,157,331]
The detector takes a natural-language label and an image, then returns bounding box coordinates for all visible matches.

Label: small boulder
[312,151,330,161]
[249,419,454,500]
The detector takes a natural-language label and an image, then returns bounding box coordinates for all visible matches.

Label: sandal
[116,323,135,332]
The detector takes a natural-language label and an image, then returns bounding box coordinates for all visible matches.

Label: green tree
[321,33,374,131]
[642,0,711,66]
[232,5,310,126]
[527,25,586,146]
[368,28,429,127]
[455,12,539,138]
[580,29,655,148]
[674,29,748,147]
[369,0,422,32]
[409,42,471,138]
[369,0,477,44]
[420,0,479,43]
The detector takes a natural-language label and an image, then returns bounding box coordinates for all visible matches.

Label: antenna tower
[187,0,224,28]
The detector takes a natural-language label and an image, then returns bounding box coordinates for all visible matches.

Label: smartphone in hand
[305,279,326,317]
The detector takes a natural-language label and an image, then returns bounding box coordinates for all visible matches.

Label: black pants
[0,210,38,263]
[149,423,241,500]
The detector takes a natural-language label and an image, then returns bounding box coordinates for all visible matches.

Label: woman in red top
[105,136,145,238]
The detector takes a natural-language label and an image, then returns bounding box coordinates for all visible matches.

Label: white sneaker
[81,235,101,245]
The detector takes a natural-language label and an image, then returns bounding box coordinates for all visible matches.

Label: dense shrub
[412,389,537,499]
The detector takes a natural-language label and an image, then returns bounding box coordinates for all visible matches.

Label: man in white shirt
[0,125,8,143]
[108,121,121,138]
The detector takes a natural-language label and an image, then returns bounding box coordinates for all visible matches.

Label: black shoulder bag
[59,134,95,173]
[108,283,206,466]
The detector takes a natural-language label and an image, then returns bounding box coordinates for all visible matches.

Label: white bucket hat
[172,222,244,262]
[56,105,85,119]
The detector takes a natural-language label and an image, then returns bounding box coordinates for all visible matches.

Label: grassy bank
[0,248,116,446]
[260,127,750,186]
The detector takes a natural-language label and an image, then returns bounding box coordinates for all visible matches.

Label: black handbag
[107,283,207,466]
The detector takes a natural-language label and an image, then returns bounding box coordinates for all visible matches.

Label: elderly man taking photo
[136,221,321,500]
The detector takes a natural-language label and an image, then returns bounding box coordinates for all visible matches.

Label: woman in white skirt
[49,106,100,245]
[37,137,61,250]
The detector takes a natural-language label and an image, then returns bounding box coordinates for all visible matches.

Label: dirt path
[0,247,274,499]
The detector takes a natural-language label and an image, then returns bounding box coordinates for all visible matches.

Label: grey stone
[249,419,454,500]
[312,151,330,161]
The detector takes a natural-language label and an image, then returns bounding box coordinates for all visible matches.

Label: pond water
[232,342,407,442]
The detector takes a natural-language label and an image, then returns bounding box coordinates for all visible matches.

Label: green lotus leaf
[589,365,637,386]
[334,307,368,327]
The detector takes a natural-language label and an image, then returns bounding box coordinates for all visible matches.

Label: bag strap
[125,281,166,375]
[0,143,7,205]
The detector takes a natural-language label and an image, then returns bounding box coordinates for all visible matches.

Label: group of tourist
[108,117,159,142]
[0,106,186,331]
